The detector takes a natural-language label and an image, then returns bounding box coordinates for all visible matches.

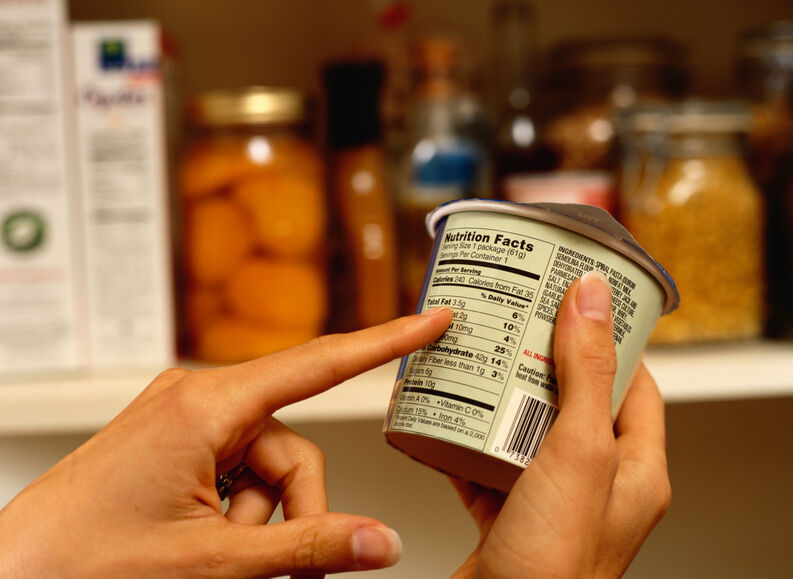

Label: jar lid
[323,60,384,149]
[550,37,685,70]
[739,20,793,71]
[187,87,313,127]
[664,100,752,134]
[617,100,752,134]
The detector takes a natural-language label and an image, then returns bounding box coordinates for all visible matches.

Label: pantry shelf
[1,340,792,436]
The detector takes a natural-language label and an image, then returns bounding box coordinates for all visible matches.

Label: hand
[451,271,671,578]
[0,308,452,578]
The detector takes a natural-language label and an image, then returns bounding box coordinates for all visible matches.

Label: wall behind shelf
[69,0,793,102]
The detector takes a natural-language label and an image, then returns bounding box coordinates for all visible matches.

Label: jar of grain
[545,38,687,171]
[179,87,327,362]
[619,101,765,344]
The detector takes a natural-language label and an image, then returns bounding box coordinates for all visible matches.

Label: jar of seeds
[619,101,765,344]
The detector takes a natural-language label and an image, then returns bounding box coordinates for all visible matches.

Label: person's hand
[0,308,452,578]
[451,271,671,578]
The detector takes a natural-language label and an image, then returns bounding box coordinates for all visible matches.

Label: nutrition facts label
[385,202,670,481]
[390,215,559,453]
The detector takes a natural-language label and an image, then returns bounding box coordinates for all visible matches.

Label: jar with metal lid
[737,21,793,337]
[619,101,765,344]
[178,87,327,362]
[545,37,687,171]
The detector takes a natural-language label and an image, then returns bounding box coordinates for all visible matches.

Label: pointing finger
[201,308,452,443]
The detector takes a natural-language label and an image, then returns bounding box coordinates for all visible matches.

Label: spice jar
[545,38,687,171]
[737,21,793,337]
[619,101,765,344]
[179,87,327,362]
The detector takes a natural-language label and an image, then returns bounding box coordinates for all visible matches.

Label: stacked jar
[179,88,327,362]
[619,101,765,344]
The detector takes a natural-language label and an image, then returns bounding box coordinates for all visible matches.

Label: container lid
[550,37,685,70]
[739,20,793,71]
[323,60,384,149]
[426,198,680,314]
[664,100,752,134]
[616,100,752,135]
[187,87,313,128]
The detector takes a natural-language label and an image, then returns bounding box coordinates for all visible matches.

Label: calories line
[431,282,533,303]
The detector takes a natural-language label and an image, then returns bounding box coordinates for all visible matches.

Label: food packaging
[384,199,678,491]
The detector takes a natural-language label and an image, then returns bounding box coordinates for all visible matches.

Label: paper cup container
[383,199,679,492]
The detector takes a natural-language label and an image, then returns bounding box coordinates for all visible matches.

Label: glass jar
[396,36,491,313]
[545,37,687,171]
[737,21,793,337]
[620,101,765,344]
[178,87,327,362]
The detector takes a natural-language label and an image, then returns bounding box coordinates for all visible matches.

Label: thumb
[552,270,617,427]
[197,513,402,577]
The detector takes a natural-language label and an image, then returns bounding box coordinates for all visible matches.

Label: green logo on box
[2,210,46,252]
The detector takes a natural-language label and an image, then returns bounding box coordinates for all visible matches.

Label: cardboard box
[0,0,87,374]
[71,21,175,369]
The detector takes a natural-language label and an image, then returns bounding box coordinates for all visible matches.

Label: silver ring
[216,463,248,500]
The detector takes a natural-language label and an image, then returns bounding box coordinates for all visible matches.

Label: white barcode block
[491,388,558,467]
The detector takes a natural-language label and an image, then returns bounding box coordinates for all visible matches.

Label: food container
[544,37,687,171]
[619,101,765,344]
[383,199,678,492]
[178,87,327,362]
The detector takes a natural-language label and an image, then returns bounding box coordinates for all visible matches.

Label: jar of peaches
[179,87,327,363]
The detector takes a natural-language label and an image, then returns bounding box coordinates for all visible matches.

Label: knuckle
[579,346,618,381]
[568,428,618,477]
[187,546,231,578]
[652,467,673,516]
[626,456,672,521]
[590,436,619,475]
[301,438,326,465]
[307,332,344,352]
[303,333,348,383]
[155,366,192,383]
[161,371,217,428]
[201,549,230,573]
[292,526,323,570]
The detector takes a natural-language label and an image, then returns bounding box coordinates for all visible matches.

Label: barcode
[494,390,558,465]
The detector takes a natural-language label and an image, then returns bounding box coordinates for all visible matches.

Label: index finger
[203,307,452,433]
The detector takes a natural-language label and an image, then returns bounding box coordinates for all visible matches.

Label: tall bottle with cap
[490,0,555,192]
[324,60,400,331]
[396,36,491,312]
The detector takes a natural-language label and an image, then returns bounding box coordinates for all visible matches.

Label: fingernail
[420,306,451,316]
[577,270,612,321]
[352,526,403,568]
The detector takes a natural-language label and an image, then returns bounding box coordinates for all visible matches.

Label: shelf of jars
[1,339,793,436]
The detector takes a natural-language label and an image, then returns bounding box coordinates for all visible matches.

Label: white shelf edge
[1,341,792,436]
[645,340,793,403]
